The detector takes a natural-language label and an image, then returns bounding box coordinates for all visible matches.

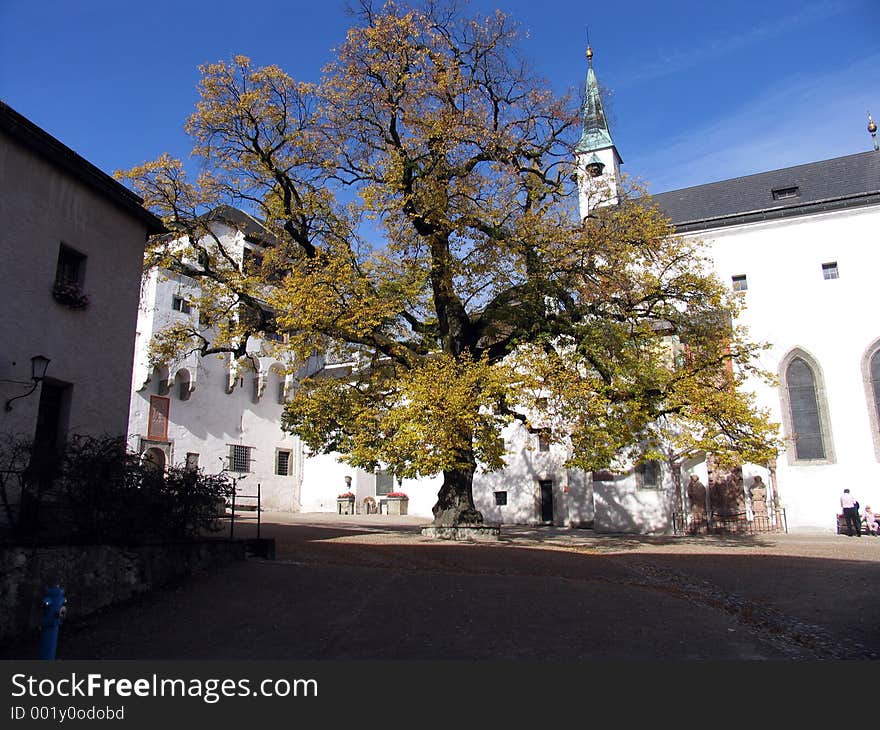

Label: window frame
[635,460,662,490]
[731,274,748,292]
[860,341,880,462]
[778,349,835,465]
[172,295,192,314]
[228,444,254,473]
[821,262,839,280]
[55,243,86,287]
[275,448,292,477]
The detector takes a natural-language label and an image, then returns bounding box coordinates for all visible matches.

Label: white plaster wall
[299,419,594,526]
[701,205,880,531]
[0,129,149,442]
[127,259,310,512]
[592,472,675,534]
[577,146,622,218]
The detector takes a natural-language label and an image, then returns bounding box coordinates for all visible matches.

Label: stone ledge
[421,525,501,542]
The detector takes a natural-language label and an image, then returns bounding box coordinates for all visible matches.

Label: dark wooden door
[539,480,554,523]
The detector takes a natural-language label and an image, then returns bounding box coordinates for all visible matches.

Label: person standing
[840,488,861,537]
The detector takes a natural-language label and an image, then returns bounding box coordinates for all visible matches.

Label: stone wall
[0,539,245,649]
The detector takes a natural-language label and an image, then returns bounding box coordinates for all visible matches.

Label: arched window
[174,369,192,401]
[786,357,825,460]
[870,351,880,428]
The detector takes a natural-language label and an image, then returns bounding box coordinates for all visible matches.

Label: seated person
[863,505,879,535]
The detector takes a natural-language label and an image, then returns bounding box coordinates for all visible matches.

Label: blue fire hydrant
[39,587,66,660]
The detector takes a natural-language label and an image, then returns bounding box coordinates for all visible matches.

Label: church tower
[576,46,622,220]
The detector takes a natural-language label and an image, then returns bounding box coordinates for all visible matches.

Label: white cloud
[635,52,880,192]
[618,0,859,88]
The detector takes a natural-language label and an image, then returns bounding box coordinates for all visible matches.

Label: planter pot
[385,496,409,516]
[337,497,355,515]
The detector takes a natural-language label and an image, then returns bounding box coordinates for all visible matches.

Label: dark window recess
[375,469,394,496]
[276,450,291,476]
[822,262,839,280]
[185,452,199,471]
[55,245,86,286]
[494,491,508,506]
[771,186,800,200]
[172,296,192,314]
[240,303,281,341]
[732,274,748,291]
[228,444,253,473]
[53,245,89,309]
[786,357,825,460]
[636,460,661,489]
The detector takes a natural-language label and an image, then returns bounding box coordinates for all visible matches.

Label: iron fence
[673,509,787,536]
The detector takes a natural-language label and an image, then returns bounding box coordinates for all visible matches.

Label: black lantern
[4,355,51,411]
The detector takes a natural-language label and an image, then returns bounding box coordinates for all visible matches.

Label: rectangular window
[494,491,508,506]
[771,186,800,200]
[732,274,748,291]
[375,469,394,496]
[228,444,253,473]
[636,460,662,489]
[185,452,199,471]
[172,296,192,314]
[276,449,292,476]
[822,262,839,280]
[55,244,86,286]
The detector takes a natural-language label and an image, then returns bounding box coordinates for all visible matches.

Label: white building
[0,101,163,463]
[652,151,880,532]
[127,50,879,534]
[575,47,880,533]
[127,206,319,511]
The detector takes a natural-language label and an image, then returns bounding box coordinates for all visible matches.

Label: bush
[0,434,232,543]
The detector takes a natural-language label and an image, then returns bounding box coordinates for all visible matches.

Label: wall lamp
[4,355,51,412]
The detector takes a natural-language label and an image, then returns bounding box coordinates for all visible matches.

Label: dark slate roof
[651,151,880,232]
[0,100,165,234]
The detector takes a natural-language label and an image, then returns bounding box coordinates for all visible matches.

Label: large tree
[119,0,779,527]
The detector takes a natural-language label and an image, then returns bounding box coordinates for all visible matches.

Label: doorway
[539,480,554,524]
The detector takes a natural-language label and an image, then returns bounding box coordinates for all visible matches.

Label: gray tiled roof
[650,151,880,232]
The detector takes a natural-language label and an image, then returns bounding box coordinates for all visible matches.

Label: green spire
[576,46,615,154]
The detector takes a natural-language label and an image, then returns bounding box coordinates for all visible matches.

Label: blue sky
[1,0,877,194]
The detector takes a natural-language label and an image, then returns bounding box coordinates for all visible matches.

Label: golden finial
[869,112,878,135]
[586,46,593,65]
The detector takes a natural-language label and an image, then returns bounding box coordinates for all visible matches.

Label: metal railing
[221,482,261,539]
[673,509,787,536]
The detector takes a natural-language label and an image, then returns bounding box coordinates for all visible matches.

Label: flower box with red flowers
[384,492,409,515]
[336,492,356,515]
[52,281,90,310]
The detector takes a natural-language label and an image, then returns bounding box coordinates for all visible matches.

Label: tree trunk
[432,450,484,526]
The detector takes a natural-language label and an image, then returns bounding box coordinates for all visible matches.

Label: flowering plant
[337,491,355,499]
[387,492,408,499]
[52,281,90,310]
